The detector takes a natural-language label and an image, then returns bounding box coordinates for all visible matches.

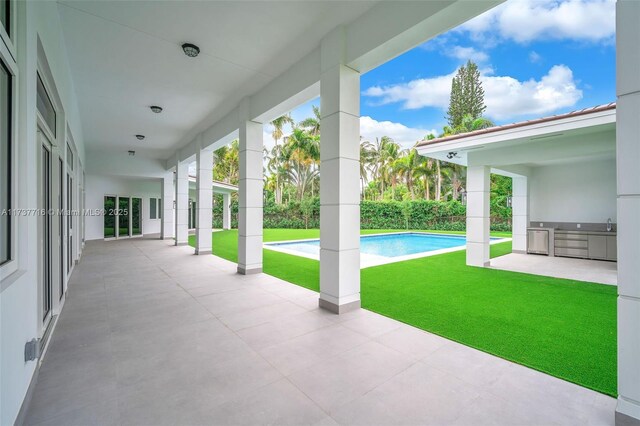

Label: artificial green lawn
[188,229,616,396]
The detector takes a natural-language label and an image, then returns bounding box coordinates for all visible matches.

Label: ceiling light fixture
[150,105,163,113]
[135,134,145,140]
[182,43,200,58]
[128,150,135,156]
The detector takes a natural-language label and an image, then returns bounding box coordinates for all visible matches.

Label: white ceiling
[58,1,377,159]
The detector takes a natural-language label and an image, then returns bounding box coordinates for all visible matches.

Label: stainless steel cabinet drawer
[554,247,589,257]
[554,233,588,241]
[554,239,588,249]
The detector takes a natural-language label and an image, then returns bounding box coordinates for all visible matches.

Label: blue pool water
[267,232,497,258]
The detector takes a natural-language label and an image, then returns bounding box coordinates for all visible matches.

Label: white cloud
[445,46,489,63]
[461,0,615,43]
[364,73,454,110]
[362,65,583,121]
[360,116,436,148]
[529,51,542,63]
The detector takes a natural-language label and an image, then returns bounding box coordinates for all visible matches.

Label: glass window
[36,73,56,135]
[150,197,157,219]
[1,0,9,36]
[67,144,73,170]
[158,198,162,219]
[0,59,11,265]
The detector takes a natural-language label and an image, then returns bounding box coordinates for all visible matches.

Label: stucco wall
[0,2,88,424]
[85,175,162,241]
[529,158,617,224]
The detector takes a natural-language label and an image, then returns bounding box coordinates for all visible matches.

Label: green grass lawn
[188,229,616,396]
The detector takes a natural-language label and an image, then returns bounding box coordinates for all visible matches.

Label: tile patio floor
[25,238,616,425]
[490,253,617,285]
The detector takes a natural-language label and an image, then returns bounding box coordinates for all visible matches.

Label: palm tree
[283,127,320,200]
[213,139,239,185]
[270,114,293,146]
[413,156,435,200]
[393,149,420,199]
[268,115,294,204]
[359,139,375,198]
[299,105,321,136]
[372,136,400,200]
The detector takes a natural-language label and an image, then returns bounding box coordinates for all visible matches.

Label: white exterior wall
[84,175,162,241]
[529,159,617,224]
[616,1,640,423]
[0,2,86,424]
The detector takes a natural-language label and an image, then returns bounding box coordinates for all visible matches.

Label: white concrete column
[237,118,263,274]
[616,1,640,424]
[160,171,174,240]
[174,161,189,245]
[511,176,529,254]
[195,148,213,254]
[318,43,361,313]
[222,193,231,230]
[466,165,490,267]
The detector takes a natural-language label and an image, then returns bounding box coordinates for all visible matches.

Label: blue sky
[268,0,616,149]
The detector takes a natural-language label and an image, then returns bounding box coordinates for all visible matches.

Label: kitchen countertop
[554,230,617,236]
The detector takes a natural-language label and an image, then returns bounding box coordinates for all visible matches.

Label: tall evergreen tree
[446,60,487,128]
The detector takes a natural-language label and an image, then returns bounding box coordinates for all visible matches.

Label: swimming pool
[264,232,508,268]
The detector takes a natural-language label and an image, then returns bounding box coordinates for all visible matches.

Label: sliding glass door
[104,195,143,239]
[104,196,116,238]
[118,197,130,237]
[132,197,142,236]
[39,135,52,326]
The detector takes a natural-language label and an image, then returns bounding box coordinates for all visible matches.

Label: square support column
[466,165,490,267]
[174,161,189,246]
[511,176,529,254]
[161,171,174,240]
[195,148,213,255]
[237,120,263,274]
[616,1,640,424]
[319,62,361,314]
[222,193,231,230]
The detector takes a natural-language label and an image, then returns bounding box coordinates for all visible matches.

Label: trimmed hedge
[212,195,511,231]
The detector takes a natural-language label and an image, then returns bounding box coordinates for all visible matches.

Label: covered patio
[2,1,639,425]
[24,238,615,426]
[416,103,618,283]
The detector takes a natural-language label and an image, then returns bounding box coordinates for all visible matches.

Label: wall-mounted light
[182,43,200,58]
[135,134,145,141]
[506,196,513,208]
[150,106,163,113]
[460,188,467,206]
[128,150,135,156]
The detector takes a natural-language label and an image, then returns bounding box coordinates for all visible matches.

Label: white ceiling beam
[346,1,502,73]
[164,0,504,169]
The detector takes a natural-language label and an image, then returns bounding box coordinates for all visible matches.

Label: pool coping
[263,231,512,268]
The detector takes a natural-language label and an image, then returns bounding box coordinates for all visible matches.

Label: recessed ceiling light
[182,43,200,58]
[135,134,145,140]
[150,105,163,113]
[128,150,135,156]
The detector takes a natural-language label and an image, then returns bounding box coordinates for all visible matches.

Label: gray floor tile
[23,238,616,426]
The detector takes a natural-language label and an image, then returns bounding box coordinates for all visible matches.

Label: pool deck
[263,232,511,268]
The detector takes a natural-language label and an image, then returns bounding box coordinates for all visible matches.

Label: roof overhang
[188,176,237,194]
[416,105,616,177]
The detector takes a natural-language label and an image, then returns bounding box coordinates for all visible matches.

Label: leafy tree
[446,60,487,129]
[270,114,293,146]
[299,105,321,136]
